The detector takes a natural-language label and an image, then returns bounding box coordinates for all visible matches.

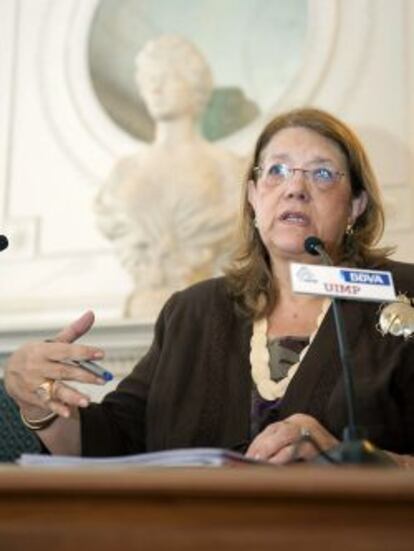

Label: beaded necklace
[250,298,331,401]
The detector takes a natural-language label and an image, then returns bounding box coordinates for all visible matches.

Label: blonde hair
[225,107,392,319]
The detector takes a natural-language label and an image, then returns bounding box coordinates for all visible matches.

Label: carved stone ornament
[94,35,246,320]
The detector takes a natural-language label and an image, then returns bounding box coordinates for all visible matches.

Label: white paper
[18,448,267,468]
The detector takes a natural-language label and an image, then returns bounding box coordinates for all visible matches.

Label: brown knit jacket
[81,260,414,456]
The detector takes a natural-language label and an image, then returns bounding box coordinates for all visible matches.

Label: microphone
[304,236,327,260]
[0,235,8,252]
[304,236,395,465]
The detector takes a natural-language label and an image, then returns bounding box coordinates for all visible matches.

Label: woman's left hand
[245,413,339,464]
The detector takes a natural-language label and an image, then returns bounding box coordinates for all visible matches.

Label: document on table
[18,447,270,468]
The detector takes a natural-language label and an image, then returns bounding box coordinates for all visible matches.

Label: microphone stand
[306,240,395,466]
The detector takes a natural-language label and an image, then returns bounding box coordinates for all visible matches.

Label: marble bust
[94,35,245,319]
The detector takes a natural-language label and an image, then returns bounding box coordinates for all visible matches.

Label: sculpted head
[135,35,213,120]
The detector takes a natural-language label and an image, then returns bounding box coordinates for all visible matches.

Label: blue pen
[65,359,114,382]
[45,338,113,382]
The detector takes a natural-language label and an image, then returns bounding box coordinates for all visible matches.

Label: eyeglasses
[253,163,345,189]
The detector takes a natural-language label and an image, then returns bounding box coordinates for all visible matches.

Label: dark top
[250,337,307,440]
[81,259,414,457]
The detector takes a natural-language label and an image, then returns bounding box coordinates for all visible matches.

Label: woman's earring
[345,223,354,236]
[344,223,355,254]
[254,217,259,228]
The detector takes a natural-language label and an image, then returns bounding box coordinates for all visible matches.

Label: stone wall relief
[3,0,408,326]
[89,0,312,318]
[94,36,246,319]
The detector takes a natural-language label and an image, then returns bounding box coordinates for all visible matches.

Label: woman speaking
[5,108,414,468]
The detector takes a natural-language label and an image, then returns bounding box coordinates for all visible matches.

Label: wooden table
[0,465,413,550]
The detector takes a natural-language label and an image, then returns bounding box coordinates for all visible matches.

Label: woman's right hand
[4,311,106,419]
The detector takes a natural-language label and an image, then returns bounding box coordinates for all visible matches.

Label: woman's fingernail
[92,351,104,359]
[79,398,89,408]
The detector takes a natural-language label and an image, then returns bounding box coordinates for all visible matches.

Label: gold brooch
[377,294,414,339]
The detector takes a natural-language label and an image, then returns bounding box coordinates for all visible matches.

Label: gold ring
[35,379,54,401]
[300,427,312,439]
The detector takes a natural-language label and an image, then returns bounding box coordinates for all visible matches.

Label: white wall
[0,0,413,332]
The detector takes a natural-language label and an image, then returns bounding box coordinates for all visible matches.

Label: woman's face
[248,126,367,264]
